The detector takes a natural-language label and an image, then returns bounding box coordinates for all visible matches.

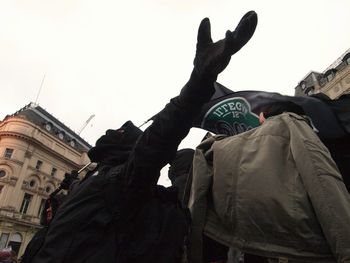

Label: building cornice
[0,176,18,186]
[0,116,90,153]
[0,157,24,167]
[0,131,83,169]
[3,105,92,151]
[0,208,41,229]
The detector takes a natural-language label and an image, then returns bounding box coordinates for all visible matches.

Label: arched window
[343,52,350,65]
[45,186,52,194]
[8,233,22,254]
[44,122,52,132]
[57,131,65,140]
[69,139,76,147]
[27,175,41,190]
[29,180,36,188]
[307,87,315,96]
[327,73,334,82]
[0,170,6,178]
[324,69,337,82]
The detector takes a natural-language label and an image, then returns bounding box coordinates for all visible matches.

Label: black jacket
[32,97,197,263]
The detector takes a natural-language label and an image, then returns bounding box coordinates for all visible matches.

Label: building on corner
[0,102,91,257]
[295,48,350,99]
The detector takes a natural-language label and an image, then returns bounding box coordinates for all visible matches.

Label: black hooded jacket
[168,148,195,202]
[31,97,197,263]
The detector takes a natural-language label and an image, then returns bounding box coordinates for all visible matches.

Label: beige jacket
[187,113,350,263]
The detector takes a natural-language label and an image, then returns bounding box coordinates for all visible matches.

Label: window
[29,180,36,188]
[45,186,51,194]
[0,170,6,178]
[0,233,9,249]
[38,198,46,216]
[326,73,334,82]
[19,193,32,214]
[343,53,350,65]
[319,77,327,86]
[51,168,57,177]
[7,233,22,255]
[58,132,65,140]
[45,123,52,131]
[4,148,13,159]
[70,140,76,147]
[35,160,43,170]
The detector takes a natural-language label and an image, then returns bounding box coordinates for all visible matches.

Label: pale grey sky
[1,0,349,185]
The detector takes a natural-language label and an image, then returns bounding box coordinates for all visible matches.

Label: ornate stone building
[0,102,91,257]
[295,49,350,99]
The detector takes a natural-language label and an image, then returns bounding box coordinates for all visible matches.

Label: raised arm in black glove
[180,11,258,105]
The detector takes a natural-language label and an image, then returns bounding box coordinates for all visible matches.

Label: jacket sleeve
[187,136,218,263]
[124,96,202,204]
[289,116,350,263]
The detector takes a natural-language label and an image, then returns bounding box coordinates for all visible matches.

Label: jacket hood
[88,121,142,165]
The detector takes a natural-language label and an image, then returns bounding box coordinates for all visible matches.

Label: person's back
[188,107,350,262]
[31,122,190,263]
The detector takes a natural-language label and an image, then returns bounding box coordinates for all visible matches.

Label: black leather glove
[180,11,258,104]
[60,170,79,190]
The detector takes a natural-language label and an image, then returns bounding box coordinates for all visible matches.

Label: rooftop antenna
[35,74,46,106]
[78,114,95,135]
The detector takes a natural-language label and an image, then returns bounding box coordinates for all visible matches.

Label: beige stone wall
[295,55,350,99]
[0,116,90,257]
[319,65,350,99]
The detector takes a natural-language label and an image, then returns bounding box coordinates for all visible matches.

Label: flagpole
[35,74,46,106]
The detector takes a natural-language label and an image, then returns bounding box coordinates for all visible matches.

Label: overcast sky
[1,0,349,185]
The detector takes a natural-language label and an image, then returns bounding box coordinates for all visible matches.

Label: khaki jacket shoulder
[188,113,350,263]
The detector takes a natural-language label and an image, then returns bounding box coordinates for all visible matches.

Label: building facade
[0,103,91,257]
[295,49,350,99]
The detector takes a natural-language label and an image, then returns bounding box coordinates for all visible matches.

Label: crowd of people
[10,10,350,263]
